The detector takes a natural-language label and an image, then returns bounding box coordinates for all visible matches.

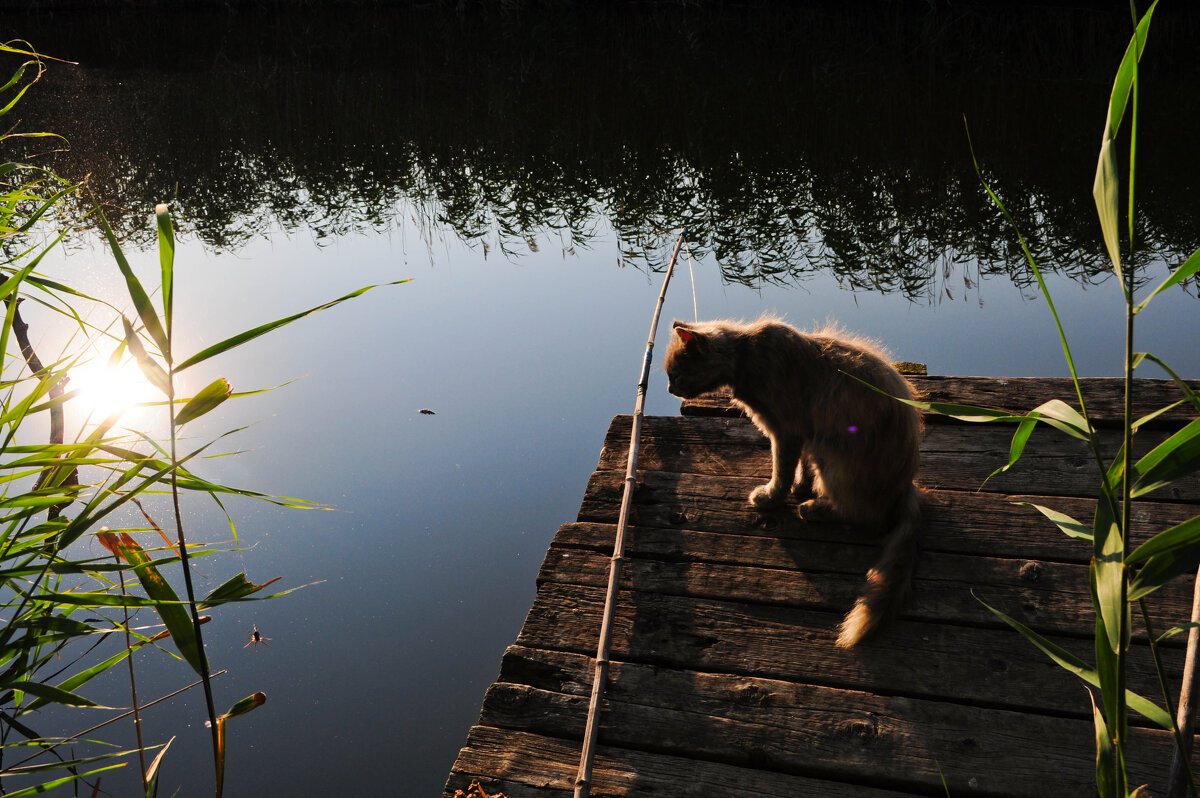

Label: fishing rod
[574,229,688,798]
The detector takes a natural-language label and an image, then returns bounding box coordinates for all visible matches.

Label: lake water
[5,3,1200,796]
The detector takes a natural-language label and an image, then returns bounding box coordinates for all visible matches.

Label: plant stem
[113,558,150,789]
[4,298,78,517]
[167,388,220,780]
[1160,581,1200,798]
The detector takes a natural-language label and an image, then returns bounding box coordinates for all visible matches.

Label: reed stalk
[1168,570,1200,797]
[573,229,686,798]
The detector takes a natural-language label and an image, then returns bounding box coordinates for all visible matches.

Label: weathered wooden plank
[515,581,1176,720]
[680,377,1200,427]
[537,525,1193,642]
[482,646,1193,798]
[597,415,1200,502]
[444,724,922,798]
[578,470,1200,563]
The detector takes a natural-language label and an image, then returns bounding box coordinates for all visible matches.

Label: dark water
[4,3,1200,796]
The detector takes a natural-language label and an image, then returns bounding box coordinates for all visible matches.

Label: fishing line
[684,239,699,322]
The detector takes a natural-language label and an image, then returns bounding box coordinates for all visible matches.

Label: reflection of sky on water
[22,213,1200,796]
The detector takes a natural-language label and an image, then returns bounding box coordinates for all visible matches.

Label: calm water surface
[6,4,1200,795]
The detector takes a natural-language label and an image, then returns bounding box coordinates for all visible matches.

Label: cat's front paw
[749,484,785,508]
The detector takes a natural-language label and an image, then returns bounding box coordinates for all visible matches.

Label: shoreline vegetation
[1,41,404,794]
[5,1,1199,296]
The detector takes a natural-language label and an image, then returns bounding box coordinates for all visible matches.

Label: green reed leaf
[1028,399,1092,440]
[24,647,133,712]
[1132,352,1200,414]
[977,594,1170,728]
[96,202,169,356]
[1130,417,1200,498]
[173,280,410,372]
[121,315,171,398]
[1092,0,1157,286]
[1133,246,1200,315]
[98,531,205,675]
[174,378,232,427]
[1128,515,1200,601]
[1129,540,1200,602]
[1128,515,1200,565]
[1016,502,1093,542]
[1156,622,1200,645]
[2,765,127,798]
[156,203,174,336]
[985,417,1037,483]
[966,118,1088,413]
[1093,489,1124,654]
[0,679,102,708]
[1094,124,1123,286]
[1092,693,1117,798]
[199,572,281,608]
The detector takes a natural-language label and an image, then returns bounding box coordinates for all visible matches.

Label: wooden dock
[444,376,1200,798]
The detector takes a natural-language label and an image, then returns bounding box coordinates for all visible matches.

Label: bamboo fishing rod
[574,229,688,798]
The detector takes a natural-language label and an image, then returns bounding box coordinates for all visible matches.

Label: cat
[662,317,922,647]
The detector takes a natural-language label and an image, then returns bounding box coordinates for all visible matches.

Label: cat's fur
[663,317,922,647]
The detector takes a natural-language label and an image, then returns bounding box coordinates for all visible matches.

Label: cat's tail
[836,486,921,648]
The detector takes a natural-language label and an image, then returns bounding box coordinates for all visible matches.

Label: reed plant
[899,3,1200,794]
[0,41,404,796]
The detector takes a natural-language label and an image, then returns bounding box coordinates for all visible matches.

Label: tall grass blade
[1133,246,1200,315]
[95,203,169,355]
[1092,693,1118,798]
[1094,490,1125,653]
[1129,417,1200,498]
[1092,560,1122,741]
[155,204,174,337]
[1,765,126,798]
[198,573,281,607]
[976,595,1171,728]
[120,316,170,398]
[173,280,411,372]
[1016,503,1094,542]
[97,531,205,675]
[1133,352,1200,413]
[1092,0,1157,284]
[1128,517,1200,601]
[1128,516,1200,566]
[965,119,1089,413]
[24,647,134,712]
[1094,120,1123,286]
[142,736,173,797]
[0,679,103,708]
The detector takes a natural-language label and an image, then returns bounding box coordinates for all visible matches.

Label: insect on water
[245,625,271,650]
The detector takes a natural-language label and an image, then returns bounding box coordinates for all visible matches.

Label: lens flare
[70,358,160,422]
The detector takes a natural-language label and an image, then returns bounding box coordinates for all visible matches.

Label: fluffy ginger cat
[663,317,922,647]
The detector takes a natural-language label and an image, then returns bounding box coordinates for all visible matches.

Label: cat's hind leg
[795,453,841,522]
[790,450,817,500]
[750,435,803,508]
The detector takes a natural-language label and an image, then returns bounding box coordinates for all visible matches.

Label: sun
[69,358,162,424]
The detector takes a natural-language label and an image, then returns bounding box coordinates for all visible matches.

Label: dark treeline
[7,1,1199,295]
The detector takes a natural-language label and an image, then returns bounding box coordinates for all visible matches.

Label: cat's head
[663,320,728,398]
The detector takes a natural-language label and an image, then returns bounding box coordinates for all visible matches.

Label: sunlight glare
[70,358,161,423]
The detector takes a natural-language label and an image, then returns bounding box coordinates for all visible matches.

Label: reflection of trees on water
[11,2,1200,298]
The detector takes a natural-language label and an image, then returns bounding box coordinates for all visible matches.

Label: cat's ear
[673,323,707,352]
